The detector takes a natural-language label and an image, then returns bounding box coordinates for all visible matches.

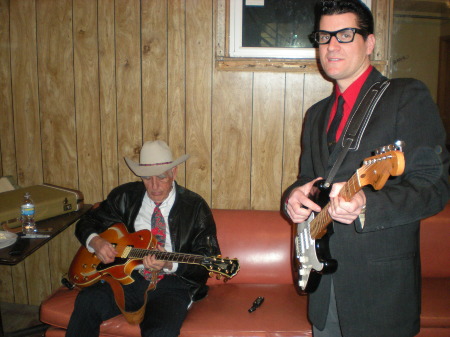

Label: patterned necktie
[327,95,345,147]
[140,202,166,282]
[151,202,166,246]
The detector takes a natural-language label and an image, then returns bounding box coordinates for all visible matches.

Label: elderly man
[67,140,221,337]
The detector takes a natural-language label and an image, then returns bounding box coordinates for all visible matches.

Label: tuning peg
[375,145,386,155]
[216,274,221,280]
[209,272,214,278]
[375,140,406,155]
[394,140,405,152]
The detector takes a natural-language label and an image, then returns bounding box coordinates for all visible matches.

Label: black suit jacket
[284,68,449,337]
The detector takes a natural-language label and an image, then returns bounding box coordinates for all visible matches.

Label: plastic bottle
[21,192,37,234]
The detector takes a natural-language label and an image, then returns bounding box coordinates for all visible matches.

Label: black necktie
[327,95,345,146]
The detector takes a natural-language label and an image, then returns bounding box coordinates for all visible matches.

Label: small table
[0,204,91,337]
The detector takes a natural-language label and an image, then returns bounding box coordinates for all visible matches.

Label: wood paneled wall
[0,0,340,211]
[0,0,390,305]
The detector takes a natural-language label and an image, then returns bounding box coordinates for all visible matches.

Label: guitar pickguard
[294,213,324,292]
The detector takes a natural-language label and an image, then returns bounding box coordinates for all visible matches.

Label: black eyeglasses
[312,28,367,45]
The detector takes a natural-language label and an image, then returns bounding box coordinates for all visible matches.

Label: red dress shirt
[327,66,373,142]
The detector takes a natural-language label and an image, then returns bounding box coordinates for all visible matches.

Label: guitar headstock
[203,255,240,281]
[358,141,406,190]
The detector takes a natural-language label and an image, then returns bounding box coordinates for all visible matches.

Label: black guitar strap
[324,79,390,188]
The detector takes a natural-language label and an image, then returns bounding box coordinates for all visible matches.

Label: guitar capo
[248,296,264,313]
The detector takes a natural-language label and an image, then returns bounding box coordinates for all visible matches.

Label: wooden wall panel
[251,73,286,210]
[0,0,15,180]
[98,0,119,199]
[11,262,27,303]
[142,0,168,143]
[0,265,14,303]
[303,73,333,114]
[168,0,187,185]
[115,0,142,185]
[212,71,253,209]
[24,245,52,305]
[74,0,103,203]
[10,0,42,187]
[282,73,305,194]
[48,225,79,294]
[37,0,78,189]
[186,0,213,202]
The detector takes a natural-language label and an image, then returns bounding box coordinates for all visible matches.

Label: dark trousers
[313,279,343,337]
[66,272,191,337]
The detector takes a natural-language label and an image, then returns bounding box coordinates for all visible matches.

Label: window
[229,0,372,59]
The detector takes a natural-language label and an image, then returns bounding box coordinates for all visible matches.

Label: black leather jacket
[75,181,221,301]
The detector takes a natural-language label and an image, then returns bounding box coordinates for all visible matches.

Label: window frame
[229,0,372,59]
[215,0,385,73]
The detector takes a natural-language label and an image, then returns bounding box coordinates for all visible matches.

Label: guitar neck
[125,248,205,265]
[310,173,363,239]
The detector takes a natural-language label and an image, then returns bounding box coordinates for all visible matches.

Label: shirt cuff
[86,233,99,253]
[164,262,178,273]
[358,205,366,229]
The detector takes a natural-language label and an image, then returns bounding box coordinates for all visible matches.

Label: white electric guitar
[293,142,405,293]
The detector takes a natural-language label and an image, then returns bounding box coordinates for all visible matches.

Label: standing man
[67,140,221,337]
[283,1,449,337]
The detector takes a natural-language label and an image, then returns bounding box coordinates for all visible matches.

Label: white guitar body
[294,213,325,292]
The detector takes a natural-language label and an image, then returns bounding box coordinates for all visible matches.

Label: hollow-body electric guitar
[293,142,405,293]
[69,223,240,288]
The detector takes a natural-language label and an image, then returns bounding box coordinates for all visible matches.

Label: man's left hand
[143,245,173,271]
[328,182,366,224]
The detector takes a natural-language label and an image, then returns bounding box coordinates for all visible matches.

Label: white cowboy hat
[124,140,189,177]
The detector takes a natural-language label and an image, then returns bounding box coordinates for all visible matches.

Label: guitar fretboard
[309,168,365,239]
[124,248,206,265]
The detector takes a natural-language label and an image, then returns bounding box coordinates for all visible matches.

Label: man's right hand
[286,178,323,223]
[90,236,117,264]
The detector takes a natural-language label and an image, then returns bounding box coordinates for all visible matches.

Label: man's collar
[336,65,373,106]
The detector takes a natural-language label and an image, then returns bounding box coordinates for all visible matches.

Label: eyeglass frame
[311,27,368,45]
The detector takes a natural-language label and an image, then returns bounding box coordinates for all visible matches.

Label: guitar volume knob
[299,256,309,263]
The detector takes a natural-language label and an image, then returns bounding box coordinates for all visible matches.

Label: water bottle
[21,192,37,234]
